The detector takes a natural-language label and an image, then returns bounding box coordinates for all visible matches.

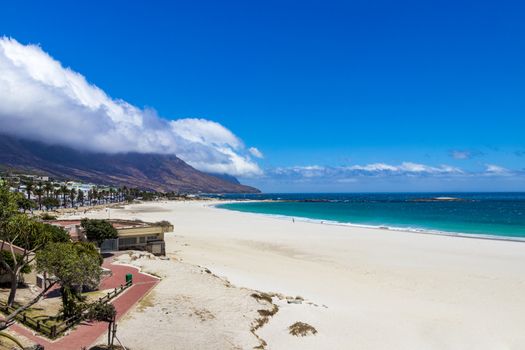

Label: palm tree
[60,185,68,207]
[109,188,115,203]
[5,177,16,190]
[44,182,53,197]
[34,187,44,210]
[69,188,77,207]
[23,180,34,200]
[92,187,98,205]
[77,189,85,206]
[53,183,61,200]
[121,186,128,202]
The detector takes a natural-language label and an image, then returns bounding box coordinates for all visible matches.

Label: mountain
[205,173,241,185]
[0,134,260,193]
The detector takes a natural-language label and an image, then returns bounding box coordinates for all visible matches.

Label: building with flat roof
[49,219,172,256]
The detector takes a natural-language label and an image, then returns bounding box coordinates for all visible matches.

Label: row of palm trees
[1,173,188,211]
[11,178,133,211]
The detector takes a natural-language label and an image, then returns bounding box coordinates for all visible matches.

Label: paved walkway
[10,255,159,349]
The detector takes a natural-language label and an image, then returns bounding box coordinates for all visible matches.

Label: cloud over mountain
[0,37,261,176]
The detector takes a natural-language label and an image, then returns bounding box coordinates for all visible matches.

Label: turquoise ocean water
[214,193,525,240]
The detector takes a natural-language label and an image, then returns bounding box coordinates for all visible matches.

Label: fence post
[51,325,56,338]
[36,320,40,331]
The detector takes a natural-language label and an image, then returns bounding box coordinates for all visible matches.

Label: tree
[16,196,35,213]
[42,196,59,210]
[69,188,77,207]
[0,279,57,331]
[36,242,103,318]
[81,218,118,246]
[0,251,32,275]
[86,302,117,346]
[0,184,70,306]
[77,189,84,206]
[0,184,17,226]
[22,180,33,200]
[53,188,60,202]
[0,185,68,329]
[34,187,44,210]
[120,186,128,202]
[53,183,60,199]
[0,214,70,306]
[43,182,53,198]
[41,223,71,243]
[60,185,68,207]
[91,187,98,205]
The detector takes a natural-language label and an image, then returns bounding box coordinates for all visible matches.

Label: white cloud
[347,163,398,172]
[450,149,484,160]
[348,162,462,174]
[273,165,328,178]
[0,37,261,176]
[451,150,470,159]
[254,162,521,191]
[248,147,264,159]
[485,164,509,174]
[267,162,465,183]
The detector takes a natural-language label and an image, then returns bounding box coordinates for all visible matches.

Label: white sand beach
[77,200,525,349]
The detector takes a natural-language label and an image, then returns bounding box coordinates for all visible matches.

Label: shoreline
[214,201,525,243]
[66,200,525,349]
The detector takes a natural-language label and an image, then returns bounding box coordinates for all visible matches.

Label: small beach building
[48,219,172,256]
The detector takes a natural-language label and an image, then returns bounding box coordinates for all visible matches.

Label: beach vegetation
[22,179,33,200]
[251,292,273,304]
[86,301,118,347]
[0,214,70,306]
[77,189,85,206]
[16,196,35,213]
[0,184,75,334]
[0,184,70,306]
[288,322,317,336]
[36,241,103,318]
[42,196,59,210]
[0,251,32,275]
[33,186,44,210]
[40,212,57,221]
[81,218,118,246]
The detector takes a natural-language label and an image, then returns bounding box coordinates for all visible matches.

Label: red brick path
[9,256,159,349]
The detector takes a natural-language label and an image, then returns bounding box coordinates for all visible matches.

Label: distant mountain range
[0,134,259,193]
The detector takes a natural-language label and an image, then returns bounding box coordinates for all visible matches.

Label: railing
[0,279,132,339]
[0,299,58,338]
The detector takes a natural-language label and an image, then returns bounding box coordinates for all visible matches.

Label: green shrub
[40,213,57,221]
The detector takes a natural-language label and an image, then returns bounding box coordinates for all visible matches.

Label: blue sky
[1,0,524,192]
